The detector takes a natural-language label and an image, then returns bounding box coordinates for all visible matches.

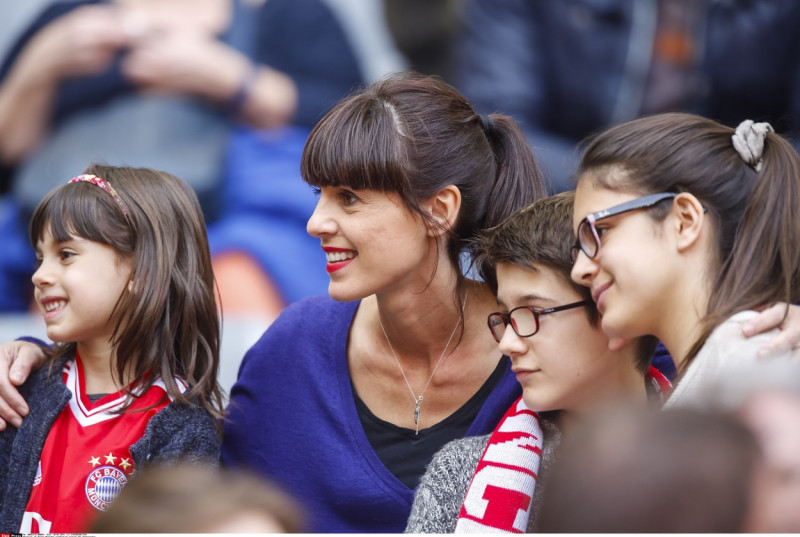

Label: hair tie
[478,114,493,137]
[69,174,130,216]
[732,120,773,172]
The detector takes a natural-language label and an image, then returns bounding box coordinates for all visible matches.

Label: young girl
[0,165,223,533]
[571,113,800,408]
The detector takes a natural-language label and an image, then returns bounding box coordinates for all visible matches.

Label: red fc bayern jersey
[20,356,185,533]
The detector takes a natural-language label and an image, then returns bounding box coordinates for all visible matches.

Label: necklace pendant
[414,396,423,435]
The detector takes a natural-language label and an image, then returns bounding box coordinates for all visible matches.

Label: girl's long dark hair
[577,112,800,365]
[30,164,224,427]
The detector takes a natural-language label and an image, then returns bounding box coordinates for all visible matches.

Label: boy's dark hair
[475,191,657,372]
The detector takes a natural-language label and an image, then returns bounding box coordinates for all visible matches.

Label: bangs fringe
[30,183,129,249]
[301,97,412,195]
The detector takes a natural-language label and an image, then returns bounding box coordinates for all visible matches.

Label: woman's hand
[0,341,47,430]
[743,303,800,359]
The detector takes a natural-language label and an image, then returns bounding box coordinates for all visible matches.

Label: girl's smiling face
[306,186,438,302]
[32,228,133,349]
[570,179,681,343]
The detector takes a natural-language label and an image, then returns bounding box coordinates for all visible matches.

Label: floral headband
[69,174,130,217]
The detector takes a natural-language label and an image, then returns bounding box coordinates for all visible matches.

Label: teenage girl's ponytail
[480,113,549,229]
[576,112,800,365]
[705,125,800,329]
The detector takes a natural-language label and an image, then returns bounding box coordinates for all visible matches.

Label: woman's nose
[306,197,336,238]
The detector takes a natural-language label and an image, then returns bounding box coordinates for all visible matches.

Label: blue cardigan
[221,295,522,533]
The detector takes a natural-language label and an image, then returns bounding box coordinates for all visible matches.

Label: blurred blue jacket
[456,0,800,192]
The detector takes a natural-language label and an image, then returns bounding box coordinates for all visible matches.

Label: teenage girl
[0,164,223,533]
[571,113,800,407]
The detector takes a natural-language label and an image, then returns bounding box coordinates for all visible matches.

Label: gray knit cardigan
[405,417,561,533]
[0,356,221,532]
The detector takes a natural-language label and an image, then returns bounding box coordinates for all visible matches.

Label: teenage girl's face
[32,228,133,350]
[306,186,435,302]
[494,262,627,415]
[570,180,679,342]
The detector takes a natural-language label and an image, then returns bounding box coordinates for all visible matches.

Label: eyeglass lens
[577,219,598,259]
[487,308,539,342]
[575,193,678,260]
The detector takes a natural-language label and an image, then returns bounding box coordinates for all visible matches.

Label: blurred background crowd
[1,0,800,393]
[1,1,800,533]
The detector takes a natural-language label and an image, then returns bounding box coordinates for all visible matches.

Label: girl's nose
[571,250,598,288]
[32,260,53,288]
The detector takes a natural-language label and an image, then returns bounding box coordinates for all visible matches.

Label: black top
[354,356,509,489]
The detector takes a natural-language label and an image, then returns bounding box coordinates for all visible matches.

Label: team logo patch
[85,465,128,511]
[33,461,42,486]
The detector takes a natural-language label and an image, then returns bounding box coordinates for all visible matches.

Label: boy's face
[494,262,629,415]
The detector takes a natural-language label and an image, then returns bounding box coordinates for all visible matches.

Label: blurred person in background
[536,406,764,532]
[703,360,800,533]
[0,0,394,317]
[382,0,461,81]
[455,0,800,193]
[89,462,306,533]
[739,388,800,533]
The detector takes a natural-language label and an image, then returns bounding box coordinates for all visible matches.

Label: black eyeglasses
[572,192,677,261]
[487,300,591,342]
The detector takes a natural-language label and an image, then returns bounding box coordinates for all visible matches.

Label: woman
[220,72,546,532]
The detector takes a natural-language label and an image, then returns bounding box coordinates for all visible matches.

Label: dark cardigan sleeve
[0,361,71,532]
[130,402,221,468]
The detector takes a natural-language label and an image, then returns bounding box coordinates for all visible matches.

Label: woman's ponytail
[481,113,549,229]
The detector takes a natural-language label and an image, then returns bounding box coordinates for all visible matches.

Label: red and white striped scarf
[455,397,543,533]
[455,366,672,533]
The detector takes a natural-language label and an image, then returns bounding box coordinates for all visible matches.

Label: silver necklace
[378,294,467,435]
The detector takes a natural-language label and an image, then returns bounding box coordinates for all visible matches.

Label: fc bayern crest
[33,461,42,486]
[85,465,128,510]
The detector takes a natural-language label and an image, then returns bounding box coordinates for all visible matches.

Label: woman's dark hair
[576,112,800,364]
[30,164,224,425]
[301,71,547,310]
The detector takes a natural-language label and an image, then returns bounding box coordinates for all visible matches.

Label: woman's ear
[672,192,706,252]
[424,185,461,237]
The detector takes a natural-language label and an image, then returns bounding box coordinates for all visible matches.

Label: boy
[405,191,666,533]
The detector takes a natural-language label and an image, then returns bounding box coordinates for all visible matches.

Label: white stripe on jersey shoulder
[64,359,185,426]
